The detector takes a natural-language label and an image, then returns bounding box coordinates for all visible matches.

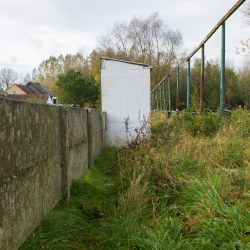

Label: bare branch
[97,12,184,85]
[0,68,19,90]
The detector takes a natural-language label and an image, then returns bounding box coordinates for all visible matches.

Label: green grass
[21,147,119,249]
[21,109,250,249]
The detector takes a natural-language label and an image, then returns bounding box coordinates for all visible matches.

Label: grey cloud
[0,0,248,74]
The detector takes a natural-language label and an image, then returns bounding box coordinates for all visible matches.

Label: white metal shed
[101,57,152,146]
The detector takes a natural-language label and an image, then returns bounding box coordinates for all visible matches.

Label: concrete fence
[0,98,106,250]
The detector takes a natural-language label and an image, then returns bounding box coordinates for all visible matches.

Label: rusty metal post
[220,22,226,115]
[187,59,191,112]
[200,45,205,114]
[176,66,179,112]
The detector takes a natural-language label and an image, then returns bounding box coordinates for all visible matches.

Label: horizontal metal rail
[151,74,169,93]
[186,0,246,61]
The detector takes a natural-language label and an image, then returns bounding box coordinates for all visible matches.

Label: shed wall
[101,59,151,145]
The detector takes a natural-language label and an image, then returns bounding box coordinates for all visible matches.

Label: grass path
[21,110,250,249]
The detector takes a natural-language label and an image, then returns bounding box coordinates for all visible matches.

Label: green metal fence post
[220,21,226,115]
[200,45,205,114]
[176,66,180,112]
[160,84,163,111]
[156,88,159,110]
[163,80,166,110]
[168,75,171,112]
[187,59,190,112]
[151,92,153,110]
[153,91,155,110]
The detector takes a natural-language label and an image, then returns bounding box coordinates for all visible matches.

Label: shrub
[26,96,47,104]
[175,111,222,136]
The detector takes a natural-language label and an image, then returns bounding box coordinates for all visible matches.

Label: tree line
[170,58,250,111]
[1,4,250,109]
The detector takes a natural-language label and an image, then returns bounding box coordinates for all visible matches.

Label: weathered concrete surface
[0,98,61,250]
[64,107,88,200]
[0,98,105,250]
[88,109,105,168]
[102,111,106,149]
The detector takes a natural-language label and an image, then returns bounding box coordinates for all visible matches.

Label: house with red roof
[1,82,58,104]
[3,84,32,95]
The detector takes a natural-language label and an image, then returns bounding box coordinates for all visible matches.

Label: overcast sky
[0,0,249,76]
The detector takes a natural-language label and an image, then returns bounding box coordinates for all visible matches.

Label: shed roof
[101,57,153,69]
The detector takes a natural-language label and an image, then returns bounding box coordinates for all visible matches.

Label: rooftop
[101,57,153,69]
[26,82,55,97]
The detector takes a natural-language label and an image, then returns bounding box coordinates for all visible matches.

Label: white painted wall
[101,58,151,146]
[47,96,58,105]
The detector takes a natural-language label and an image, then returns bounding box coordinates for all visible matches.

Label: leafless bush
[124,111,151,148]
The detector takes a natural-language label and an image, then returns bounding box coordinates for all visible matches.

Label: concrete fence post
[59,106,70,201]
[88,109,93,169]
[88,109,105,169]
[102,111,106,149]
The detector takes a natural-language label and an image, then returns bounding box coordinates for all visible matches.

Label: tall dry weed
[118,171,150,214]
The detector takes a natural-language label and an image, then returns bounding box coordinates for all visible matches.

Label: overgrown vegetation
[25,96,47,104]
[21,110,250,249]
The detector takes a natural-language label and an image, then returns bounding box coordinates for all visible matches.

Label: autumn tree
[97,12,185,87]
[32,52,90,92]
[89,50,102,84]
[184,58,242,110]
[0,68,19,90]
[56,69,100,108]
[238,58,250,107]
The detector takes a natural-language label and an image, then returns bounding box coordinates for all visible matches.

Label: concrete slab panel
[0,99,106,250]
